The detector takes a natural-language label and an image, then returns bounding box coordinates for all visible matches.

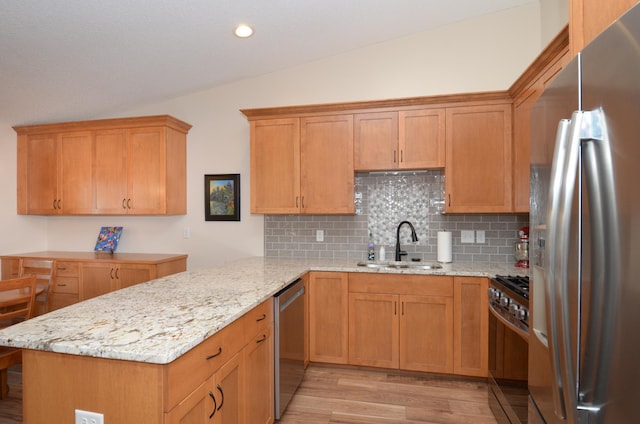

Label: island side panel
[22,349,165,423]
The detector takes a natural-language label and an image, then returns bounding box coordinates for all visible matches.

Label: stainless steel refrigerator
[529,3,640,424]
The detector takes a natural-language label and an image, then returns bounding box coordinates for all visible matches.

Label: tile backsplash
[264,171,528,264]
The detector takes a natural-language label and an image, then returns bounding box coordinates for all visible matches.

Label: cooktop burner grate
[493,275,529,299]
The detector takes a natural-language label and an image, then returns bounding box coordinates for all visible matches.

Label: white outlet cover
[316,229,324,242]
[75,409,104,424]
[461,230,475,243]
[476,230,486,244]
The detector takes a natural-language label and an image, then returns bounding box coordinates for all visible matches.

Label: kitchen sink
[356,261,442,270]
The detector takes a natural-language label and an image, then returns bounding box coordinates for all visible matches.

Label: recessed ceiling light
[234,24,254,38]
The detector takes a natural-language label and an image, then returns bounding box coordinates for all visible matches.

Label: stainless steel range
[488,275,530,424]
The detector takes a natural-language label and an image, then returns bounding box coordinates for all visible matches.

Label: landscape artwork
[204,174,240,221]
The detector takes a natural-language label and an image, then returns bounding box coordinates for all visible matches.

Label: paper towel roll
[437,231,452,263]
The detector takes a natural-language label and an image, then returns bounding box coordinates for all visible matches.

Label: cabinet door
[445,103,512,213]
[94,129,129,213]
[400,295,453,373]
[399,109,445,169]
[244,328,274,424]
[308,272,349,364]
[250,118,300,214]
[453,277,488,377]
[166,379,211,424]
[354,112,398,171]
[115,263,154,290]
[24,133,58,214]
[300,115,354,214]
[128,127,166,214]
[80,263,117,300]
[348,292,399,368]
[513,50,568,213]
[212,351,244,424]
[58,132,94,214]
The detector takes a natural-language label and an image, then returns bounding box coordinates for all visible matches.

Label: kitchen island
[0,257,522,423]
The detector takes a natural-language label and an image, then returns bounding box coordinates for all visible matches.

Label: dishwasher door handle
[279,286,304,312]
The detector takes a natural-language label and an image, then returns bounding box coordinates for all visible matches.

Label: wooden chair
[18,258,56,315]
[0,275,37,399]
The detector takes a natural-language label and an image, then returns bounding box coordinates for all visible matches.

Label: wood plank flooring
[0,364,498,424]
[278,364,498,424]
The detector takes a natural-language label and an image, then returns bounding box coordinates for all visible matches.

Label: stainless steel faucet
[395,221,418,261]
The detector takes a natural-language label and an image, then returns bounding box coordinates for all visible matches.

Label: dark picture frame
[204,174,240,221]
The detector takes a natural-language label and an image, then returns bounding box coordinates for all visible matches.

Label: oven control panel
[488,286,529,335]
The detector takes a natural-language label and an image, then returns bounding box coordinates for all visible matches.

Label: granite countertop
[0,257,526,365]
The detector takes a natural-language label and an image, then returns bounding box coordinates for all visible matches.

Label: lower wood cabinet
[0,251,187,311]
[308,271,349,364]
[165,298,274,424]
[454,276,489,377]
[348,273,454,373]
[22,298,274,424]
[306,272,489,377]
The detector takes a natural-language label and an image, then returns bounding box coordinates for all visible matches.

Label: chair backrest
[18,258,56,290]
[18,258,56,314]
[0,275,38,326]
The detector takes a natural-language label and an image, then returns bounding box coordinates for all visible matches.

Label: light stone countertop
[0,257,527,365]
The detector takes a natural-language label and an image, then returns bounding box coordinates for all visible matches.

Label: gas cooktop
[492,275,529,300]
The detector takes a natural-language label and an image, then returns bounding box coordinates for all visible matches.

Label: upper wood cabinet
[354,109,445,171]
[15,115,191,215]
[445,101,513,213]
[570,0,637,57]
[249,115,354,214]
[18,131,94,214]
[510,28,570,213]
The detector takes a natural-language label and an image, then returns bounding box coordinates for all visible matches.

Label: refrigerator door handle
[578,108,617,423]
[545,117,573,421]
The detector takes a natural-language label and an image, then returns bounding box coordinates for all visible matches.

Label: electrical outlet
[75,409,104,424]
[316,229,324,242]
[183,226,190,239]
[476,230,486,244]
[461,230,475,243]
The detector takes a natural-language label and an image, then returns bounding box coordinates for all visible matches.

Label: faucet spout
[395,221,418,261]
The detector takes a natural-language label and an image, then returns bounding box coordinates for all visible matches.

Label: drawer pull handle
[57,267,67,271]
[256,313,266,322]
[122,199,127,209]
[208,391,217,418]
[110,269,114,279]
[256,334,267,344]
[57,283,67,287]
[206,347,222,360]
[216,384,224,411]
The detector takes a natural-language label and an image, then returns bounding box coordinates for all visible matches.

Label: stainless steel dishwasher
[274,277,305,419]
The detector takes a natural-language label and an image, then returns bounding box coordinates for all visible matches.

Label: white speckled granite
[0,257,526,364]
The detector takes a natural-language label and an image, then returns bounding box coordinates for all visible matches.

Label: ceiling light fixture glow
[234,24,254,38]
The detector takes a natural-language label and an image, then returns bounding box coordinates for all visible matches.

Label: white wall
[540,0,569,45]
[0,3,542,271]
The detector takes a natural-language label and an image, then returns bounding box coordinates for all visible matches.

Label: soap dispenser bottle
[368,233,375,261]
[379,245,386,261]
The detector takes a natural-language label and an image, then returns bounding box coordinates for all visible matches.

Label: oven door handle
[488,302,529,342]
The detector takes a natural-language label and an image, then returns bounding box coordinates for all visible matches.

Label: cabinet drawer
[54,277,79,294]
[244,298,273,340]
[349,273,453,297]
[56,261,79,277]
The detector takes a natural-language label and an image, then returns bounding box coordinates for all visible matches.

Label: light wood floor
[278,364,498,424]
[0,364,498,424]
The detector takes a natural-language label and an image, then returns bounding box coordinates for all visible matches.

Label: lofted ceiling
[0,0,535,126]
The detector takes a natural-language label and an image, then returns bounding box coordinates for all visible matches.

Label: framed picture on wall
[204,174,240,221]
